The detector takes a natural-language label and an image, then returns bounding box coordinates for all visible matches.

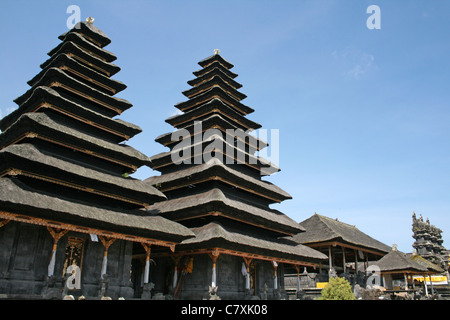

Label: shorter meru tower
[144,51,327,300]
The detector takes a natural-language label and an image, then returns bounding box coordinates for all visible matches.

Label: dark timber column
[47,227,69,277]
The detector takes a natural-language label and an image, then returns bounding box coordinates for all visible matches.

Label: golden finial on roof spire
[86,17,94,24]
[214,49,220,55]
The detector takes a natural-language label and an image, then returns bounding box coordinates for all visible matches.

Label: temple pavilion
[0,20,193,299]
[286,213,391,292]
[143,52,328,300]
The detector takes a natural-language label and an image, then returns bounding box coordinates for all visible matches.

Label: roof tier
[0,143,165,208]
[0,177,192,245]
[174,86,254,116]
[15,67,131,118]
[150,133,280,176]
[49,31,117,62]
[1,87,140,143]
[156,114,267,152]
[0,113,150,173]
[30,53,126,95]
[175,222,327,265]
[167,98,261,131]
[292,213,391,256]
[58,21,112,48]
[145,158,290,203]
[147,188,301,236]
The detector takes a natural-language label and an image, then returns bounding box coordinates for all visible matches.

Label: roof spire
[86,16,95,24]
[214,49,220,55]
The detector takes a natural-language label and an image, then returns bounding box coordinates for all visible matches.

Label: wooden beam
[305,240,386,257]
[0,210,177,251]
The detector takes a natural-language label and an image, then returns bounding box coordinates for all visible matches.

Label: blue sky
[1,0,449,254]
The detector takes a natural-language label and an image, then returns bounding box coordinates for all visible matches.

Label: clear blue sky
[1,0,449,254]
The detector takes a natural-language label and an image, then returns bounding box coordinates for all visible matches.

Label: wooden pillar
[46,227,68,277]
[208,250,220,288]
[243,257,253,290]
[328,246,332,270]
[428,273,435,295]
[294,265,301,292]
[342,247,346,273]
[328,246,333,277]
[171,255,182,288]
[423,273,429,296]
[99,236,116,278]
[272,261,278,290]
[404,273,408,290]
[141,243,152,284]
[354,249,358,274]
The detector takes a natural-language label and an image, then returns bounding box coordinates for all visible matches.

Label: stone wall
[0,221,134,299]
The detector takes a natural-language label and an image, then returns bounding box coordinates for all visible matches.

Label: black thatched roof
[42,40,120,77]
[145,158,291,203]
[147,188,302,236]
[0,143,166,204]
[193,61,238,79]
[182,75,247,101]
[188,67,242,89]
[174,86,254,115]
[28,53,126,95]
[149,133,280,176]
[166,97,261,131]
[14,67,132,115]
[177,222,327,263]
[0,112,151,169]
[155,113,267,151]
[49,31,117,62]
[198,53,234,69]
[376,249,429,273]
[58,21,111,48]
[292,214,391,254]
[0,177,193,242]
[0,87,140,142]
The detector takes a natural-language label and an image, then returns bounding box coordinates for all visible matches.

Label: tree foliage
[318,277,356,300]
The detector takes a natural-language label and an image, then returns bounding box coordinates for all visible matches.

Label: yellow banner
[413,275,448,283]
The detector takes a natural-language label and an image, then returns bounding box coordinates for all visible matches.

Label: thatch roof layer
[0,143,166,203]
[0,177,193,242]
[178,222,327,262]
[58,21,111,48]
[292,213,391,254]
[0,113,151,168]
[377,249,428,273]
[147,188,302,235]
[145,158,291,202]
[50,31,116,62]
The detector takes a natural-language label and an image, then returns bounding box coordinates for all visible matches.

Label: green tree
[317,277,356,300]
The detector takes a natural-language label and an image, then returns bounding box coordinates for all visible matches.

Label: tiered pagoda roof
[0,21,193,248]
[146,52,327,265]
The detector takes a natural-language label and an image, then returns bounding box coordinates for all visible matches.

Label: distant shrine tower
[412,212,447,269]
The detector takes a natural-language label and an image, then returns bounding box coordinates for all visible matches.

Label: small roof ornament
[214,49,220,55]
[86,17,95,24]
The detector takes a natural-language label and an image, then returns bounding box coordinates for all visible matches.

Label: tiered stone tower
[412,212,447,269]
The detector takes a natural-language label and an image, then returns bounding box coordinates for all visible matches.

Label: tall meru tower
[0,20,193,299]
